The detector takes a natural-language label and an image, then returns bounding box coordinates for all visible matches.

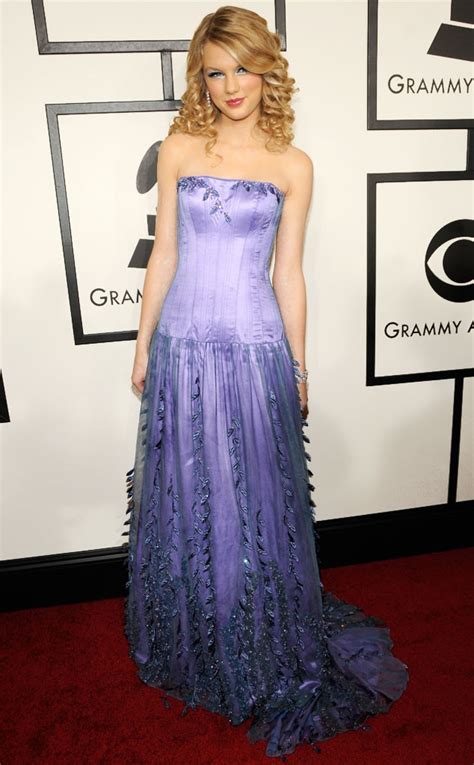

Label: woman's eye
[208,67,247,78]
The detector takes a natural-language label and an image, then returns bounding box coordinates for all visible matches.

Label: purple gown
[123,174,409,757]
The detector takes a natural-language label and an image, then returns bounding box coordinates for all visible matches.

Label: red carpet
[1,547,472,764]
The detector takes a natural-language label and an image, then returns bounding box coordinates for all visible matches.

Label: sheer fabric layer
[123,328,409,758]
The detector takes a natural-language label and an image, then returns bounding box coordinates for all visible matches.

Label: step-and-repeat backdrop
[1,0,472,559]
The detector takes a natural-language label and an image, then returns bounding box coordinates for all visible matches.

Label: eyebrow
[204,64,243,71]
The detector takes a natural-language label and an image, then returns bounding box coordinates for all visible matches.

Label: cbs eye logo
[425,219,473,303]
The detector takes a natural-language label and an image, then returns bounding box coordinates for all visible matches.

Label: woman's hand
[131,348,149,395]
[298,382,308,420]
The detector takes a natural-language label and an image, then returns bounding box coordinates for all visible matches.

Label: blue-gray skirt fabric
[123,329,409,758]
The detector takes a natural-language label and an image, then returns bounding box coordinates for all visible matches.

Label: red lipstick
[226,98,244,107]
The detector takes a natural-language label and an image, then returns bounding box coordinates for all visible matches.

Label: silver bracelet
[292,358,308,383]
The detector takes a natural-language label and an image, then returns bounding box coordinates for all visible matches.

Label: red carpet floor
[1,547,473,765]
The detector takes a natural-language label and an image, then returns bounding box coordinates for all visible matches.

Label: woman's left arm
[272,151,314,414]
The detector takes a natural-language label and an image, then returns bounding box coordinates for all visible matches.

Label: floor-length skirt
[123,327,409,758]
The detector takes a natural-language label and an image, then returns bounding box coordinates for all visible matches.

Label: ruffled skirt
[123,328,409,758]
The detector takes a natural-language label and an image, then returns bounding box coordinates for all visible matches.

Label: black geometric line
[0,371,10,423]
[32,0,287,54]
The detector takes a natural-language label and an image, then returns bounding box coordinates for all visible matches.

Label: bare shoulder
[157,133,199,185]
[283,145,314,196]
[162,131,199,150]
[159,132,207,178]
[158,132,192,163]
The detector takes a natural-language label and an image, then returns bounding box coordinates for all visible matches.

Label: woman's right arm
[131,135,181,393]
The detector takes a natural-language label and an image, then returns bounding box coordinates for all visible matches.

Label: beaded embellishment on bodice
[156,175,286,344]
[176,175,285,223]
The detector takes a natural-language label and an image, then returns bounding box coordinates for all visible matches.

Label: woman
[124,5,409,758]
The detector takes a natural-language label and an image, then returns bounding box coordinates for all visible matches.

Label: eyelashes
[207,66,248,78]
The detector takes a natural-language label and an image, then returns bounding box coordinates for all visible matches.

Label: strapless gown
[123,174,409,758]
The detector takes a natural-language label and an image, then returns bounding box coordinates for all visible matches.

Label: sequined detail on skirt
[123,176,409,758]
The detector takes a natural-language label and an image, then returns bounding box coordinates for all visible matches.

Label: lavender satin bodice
[156,175,286,344]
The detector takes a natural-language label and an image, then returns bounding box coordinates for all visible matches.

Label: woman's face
[202,41,263,120]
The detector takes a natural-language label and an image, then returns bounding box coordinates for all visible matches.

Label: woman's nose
[225,76,239,94]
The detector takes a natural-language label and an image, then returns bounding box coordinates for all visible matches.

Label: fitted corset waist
[155,174,287,344]
[157,268,285,344]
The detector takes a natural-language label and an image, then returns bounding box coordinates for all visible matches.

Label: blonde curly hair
[168,5,298,158]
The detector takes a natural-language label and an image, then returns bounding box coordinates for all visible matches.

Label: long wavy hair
[168,5,298,159]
